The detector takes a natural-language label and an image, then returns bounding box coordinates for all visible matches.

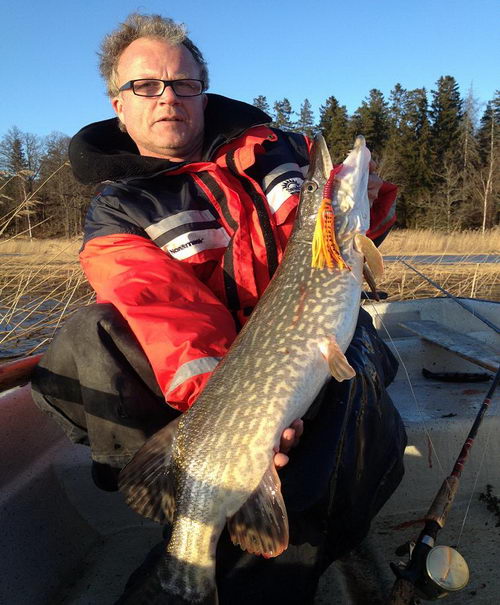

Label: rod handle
[426,475,460,528]
[388,577,416,605]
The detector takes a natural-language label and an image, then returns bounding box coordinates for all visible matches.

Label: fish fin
[320,336,356,382]
[227,462,289,558]
[363,263,380,301]
[118,418,180,524]
[355,233,384,280]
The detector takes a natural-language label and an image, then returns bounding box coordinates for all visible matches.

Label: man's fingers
[280,428,296,454]
[279,419,304,455]
[275,419,304,469]
[274,452,289,469]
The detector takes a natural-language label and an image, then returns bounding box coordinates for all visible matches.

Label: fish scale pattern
[150,137,370,600]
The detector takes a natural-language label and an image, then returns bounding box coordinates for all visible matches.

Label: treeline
[0,129,93,238]
[0,75,498,238]
[255,76,499,231]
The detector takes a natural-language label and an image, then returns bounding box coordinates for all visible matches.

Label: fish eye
[304,181,318,193]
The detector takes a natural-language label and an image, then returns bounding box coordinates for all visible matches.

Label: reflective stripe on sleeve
[145,209,216,240]
[168,356,222,394]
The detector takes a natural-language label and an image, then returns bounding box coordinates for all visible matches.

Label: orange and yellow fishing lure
[311,169,349,271]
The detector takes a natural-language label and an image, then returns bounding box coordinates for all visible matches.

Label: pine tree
[252,95,271,117]
[318,96,351,163]
[383,84,409,181]
[383,86,433,227]
[430,76,463,167]
[427,77,467,230]
[476,91,500,230]
[453,88,482,228]
[405,89,433,193]
[349,89,390,158]
[0,127,30,232]
[273,98,295,131]
[0,126,28,175]
[296,99,315,138]
[477,90,500,163]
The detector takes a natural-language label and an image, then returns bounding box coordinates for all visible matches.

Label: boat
[1,297,498,604]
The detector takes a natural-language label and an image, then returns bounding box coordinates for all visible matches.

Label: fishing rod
[384,260,500,602]
[388,350,499,602]
[400,260,500,334]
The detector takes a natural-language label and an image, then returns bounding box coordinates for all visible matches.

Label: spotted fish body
[120,135,375,603]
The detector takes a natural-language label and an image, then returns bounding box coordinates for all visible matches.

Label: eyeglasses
[118,79,205,98]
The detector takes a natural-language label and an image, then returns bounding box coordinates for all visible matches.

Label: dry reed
[0,229,498,359]
[379,228,500,255]
[0,238,93,358]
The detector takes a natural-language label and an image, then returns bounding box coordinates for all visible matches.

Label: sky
[1,0,499,139]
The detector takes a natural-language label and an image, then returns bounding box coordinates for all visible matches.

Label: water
[0,298,68,359]
[384,254,499,264]
[1,255,498,359]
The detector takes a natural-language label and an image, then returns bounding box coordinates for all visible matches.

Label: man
[31,13,406,604]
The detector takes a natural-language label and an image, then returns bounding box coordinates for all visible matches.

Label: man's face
[112,38,207,161]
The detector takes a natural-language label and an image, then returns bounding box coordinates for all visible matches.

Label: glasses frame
[118,78,205,98]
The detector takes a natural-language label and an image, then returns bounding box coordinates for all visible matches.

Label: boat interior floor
[1,298,498,604]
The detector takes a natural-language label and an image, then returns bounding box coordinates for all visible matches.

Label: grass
[0,237,92,358]
[377,228,499,302]
[378,261,499,302]
[0,236,81,259]
[0,229,498,358]
[379,228,500,255]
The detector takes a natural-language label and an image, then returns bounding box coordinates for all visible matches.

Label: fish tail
[157,552,218,604]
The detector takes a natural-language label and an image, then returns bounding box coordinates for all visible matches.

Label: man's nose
[158,84,179,103]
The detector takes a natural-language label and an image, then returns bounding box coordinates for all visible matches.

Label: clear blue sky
[2,0,498,138]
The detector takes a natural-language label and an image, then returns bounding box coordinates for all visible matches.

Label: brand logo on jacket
[281,178,302,196]
[169,238,204,255]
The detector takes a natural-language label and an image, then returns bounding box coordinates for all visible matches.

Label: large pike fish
[119,134,383,603]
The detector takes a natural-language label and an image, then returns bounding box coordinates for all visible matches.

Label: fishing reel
[391,539,469,600]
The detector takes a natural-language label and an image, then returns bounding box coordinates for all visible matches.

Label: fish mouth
[307,135,333,182]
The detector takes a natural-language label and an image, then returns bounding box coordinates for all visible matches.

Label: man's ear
[202,93,208,110]
[112,96,124,121]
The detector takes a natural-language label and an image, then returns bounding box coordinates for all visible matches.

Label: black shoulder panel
[83,174,220,247]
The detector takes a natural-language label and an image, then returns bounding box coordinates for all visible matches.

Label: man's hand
[273,418,304,469]
[368,160,383,206]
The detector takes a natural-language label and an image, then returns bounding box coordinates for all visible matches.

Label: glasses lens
[172,80,203,97]
[132,80,164,96]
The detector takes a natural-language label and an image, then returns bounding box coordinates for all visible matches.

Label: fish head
[332,135,371,241]
[294,134,333,239]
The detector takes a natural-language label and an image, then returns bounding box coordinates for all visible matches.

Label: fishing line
[455,391,497,548]
[400,260,500,334]
[366,301,446,476]
[397,260,500,545]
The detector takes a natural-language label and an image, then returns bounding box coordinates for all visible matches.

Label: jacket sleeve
[80,233,237,412]
[367,181,398,243]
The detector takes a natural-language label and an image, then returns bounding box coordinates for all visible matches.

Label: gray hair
[99,13,209,97]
